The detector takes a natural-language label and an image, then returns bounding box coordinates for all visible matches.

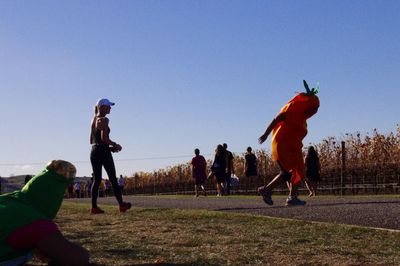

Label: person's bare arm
[36,231,89,266]
[96,117,122,151]
[90,117,96,144]
[191,162,194,178]
[258,112,286,144]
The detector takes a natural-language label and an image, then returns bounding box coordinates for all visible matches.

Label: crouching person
[0,160,90,266]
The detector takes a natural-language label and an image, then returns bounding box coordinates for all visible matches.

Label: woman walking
[90,98,131,214]
[304,146,321,197]
[211,145,226,196]
[244,146,258,193]
[191,148,207,197]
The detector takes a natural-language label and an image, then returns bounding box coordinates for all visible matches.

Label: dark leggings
[225,172,231,195]
[90,145,123,208]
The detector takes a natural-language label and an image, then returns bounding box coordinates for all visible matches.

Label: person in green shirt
[0,160,90,265]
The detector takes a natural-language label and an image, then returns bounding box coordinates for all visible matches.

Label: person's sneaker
[258,186,273,205]
[119,202,132,213]
[91,207,105,214]
[285,196,306,206]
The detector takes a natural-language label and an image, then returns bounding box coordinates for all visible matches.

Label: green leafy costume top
[0,168,71,262]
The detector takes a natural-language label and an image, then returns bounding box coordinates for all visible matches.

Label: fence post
[153,172,157,195]
[183,166,187,195]
[178,166,182,195]
[340,141,346,196]
[264,156,267,186]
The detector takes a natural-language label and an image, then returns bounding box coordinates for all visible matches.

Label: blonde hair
[94,105,99,116]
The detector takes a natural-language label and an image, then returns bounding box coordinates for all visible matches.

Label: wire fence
[122,161,400,196]
[35,163,398,199]
[3,161,398,196]
[2,143,400,196]
[120,141,400,196]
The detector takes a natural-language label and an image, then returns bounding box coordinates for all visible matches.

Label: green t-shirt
[0,168,71,262]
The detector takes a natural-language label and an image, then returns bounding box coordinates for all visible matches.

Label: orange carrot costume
[271,81,320,185]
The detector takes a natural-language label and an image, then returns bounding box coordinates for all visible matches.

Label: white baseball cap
[96,98,115,107]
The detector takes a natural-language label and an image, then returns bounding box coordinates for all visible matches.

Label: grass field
[28,200,400,266]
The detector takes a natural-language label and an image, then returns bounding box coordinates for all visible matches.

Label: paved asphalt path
[70,195,400,231]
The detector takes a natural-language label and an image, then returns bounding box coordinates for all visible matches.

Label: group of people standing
[67,175,126,199]
[210,143,235,196]
[190,144,320,199]
[190,143,237,197]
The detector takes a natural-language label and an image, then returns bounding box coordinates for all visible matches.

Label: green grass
[28,201,400,266]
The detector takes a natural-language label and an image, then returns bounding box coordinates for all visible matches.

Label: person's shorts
[215,172,225,183]
[245,170,257,177]
[6,220,60,250]
[225,172,231,182]
[195,177,206,185]
[306,172,320,182]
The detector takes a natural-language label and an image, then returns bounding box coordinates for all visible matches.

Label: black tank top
[91,120,110,145]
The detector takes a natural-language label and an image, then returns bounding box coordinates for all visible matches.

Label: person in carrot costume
[258,80,320,206]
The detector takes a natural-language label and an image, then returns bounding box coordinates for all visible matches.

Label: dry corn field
[121,128,400,195]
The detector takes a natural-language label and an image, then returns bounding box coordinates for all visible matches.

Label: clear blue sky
[1,0,399,177]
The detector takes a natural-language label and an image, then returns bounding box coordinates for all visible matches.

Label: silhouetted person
[304,146,321,197]
[223,143,235,195]
[191,148,207,197]
[90,98,131,214]
[118,175,125,195]
[244,147,258,192]
[74,182,81,198]
[211,145,226,196]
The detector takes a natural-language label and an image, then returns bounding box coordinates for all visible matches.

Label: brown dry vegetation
[123,127,400,195]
